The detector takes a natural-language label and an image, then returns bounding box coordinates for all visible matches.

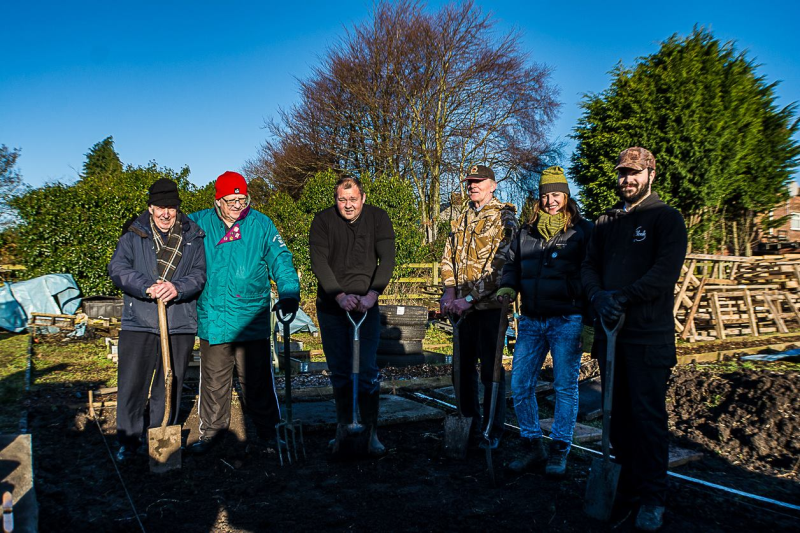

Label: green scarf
[536,211,565,241]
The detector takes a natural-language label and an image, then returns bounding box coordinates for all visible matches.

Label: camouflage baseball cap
[615,147,655,171]
[462,164,495,181]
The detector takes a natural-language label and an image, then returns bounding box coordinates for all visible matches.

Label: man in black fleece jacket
[582,147,687,531]
[309,176,396,456]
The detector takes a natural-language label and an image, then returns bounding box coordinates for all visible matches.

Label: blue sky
[2,1,798,188]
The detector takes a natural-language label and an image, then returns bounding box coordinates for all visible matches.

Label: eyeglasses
[152,206,177,213]
[221,197,247,207]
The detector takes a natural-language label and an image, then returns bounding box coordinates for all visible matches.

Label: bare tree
[248,1,560,241]
[0,145,27,228]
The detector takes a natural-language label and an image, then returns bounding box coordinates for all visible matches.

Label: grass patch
[695,359,800,374]
[423,325,452,354]
[32,337,117,389]
[0,333,30,432]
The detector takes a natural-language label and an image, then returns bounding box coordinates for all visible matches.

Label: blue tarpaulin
[0,274,82,333]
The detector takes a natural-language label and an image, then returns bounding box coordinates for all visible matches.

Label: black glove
[273,297,299,316]
[592,291,625,322]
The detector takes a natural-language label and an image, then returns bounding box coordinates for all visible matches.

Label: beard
[617,177,652,205]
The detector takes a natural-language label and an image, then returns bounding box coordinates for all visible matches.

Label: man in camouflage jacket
[440,164,518,448]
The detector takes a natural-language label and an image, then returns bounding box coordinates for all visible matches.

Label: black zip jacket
[581,192,687,345]
[500,217,594,322]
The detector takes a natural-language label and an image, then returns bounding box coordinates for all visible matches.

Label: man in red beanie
[188,171,300,454]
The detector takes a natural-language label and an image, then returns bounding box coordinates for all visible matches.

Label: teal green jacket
[189,207,300,345]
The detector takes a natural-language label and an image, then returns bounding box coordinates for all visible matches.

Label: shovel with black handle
[148,299,182,473]
[443,311,471,459]
[275,307,305,466]
[484,294,510,485]
[584,312,626,520]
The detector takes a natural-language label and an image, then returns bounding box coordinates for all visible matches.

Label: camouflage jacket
[441,197,518,310]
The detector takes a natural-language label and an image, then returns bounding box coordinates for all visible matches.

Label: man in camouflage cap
[440,163,518,449]
[582,147,687,530]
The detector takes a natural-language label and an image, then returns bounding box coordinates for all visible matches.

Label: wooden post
[763,294,789,334]
[743,288,759,337]
[781,292,800,327]
[681,277,708,340]
[432,262,439,287]
[710,292,726,340]
[674,259,697,314]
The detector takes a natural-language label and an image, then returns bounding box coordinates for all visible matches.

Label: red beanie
[215,171,248,200]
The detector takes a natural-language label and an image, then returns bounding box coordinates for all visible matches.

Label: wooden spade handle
[158,299,173,428]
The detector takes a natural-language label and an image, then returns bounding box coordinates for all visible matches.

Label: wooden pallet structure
[674,254,800,341]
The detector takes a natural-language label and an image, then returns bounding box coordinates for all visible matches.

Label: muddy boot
[358,390,386,457]
[329,385,354,453]
[508,437,546,473]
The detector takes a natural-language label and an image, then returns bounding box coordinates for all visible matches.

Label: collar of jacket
[467,197,516,219]
[606,191,663,218]
[129,210,191,239]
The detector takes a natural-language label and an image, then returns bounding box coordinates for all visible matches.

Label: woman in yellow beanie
[496,165,593,478]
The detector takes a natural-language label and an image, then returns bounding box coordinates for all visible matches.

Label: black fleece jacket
[309,204,396,314]
[581,192,687,345]
[500,217,594,322]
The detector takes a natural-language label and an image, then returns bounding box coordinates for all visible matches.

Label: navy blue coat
[500,217,593,321]
[108,211,206,335]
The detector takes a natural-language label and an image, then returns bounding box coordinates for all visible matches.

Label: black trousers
[197,338,280,439]
[456,308,506,438]
[317,306,381,394]
[594,339,674,507]
[116,330,194,447]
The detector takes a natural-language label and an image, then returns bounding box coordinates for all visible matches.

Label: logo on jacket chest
[633,226,647,242]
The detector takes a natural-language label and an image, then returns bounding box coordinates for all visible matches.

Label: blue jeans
[511,314,583,451]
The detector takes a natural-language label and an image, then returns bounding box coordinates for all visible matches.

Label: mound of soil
[668,367,800,477]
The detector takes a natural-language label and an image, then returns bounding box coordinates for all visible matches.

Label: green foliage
[571,28,800,254]
[82,136,123,180]
[10,139,199,296]
[258,170,425,298]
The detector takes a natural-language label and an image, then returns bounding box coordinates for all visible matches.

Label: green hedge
[11,164,208,296]
[11,166,424,300]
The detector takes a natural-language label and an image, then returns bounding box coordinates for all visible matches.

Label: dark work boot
[635,505,665,531]
[508,437,546,473]
[545,439,569,478]
[329,386,354,453]
[358,390,386,457]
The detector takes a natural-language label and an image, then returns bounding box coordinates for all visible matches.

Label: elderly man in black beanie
[108,178,207,463]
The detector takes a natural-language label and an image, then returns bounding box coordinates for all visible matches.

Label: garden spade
[148,299,181,473]
[443,312,471,459]
[484,295,510,485]
[332,311,370,458]
[275,307,305,466]
[584,312,626,520]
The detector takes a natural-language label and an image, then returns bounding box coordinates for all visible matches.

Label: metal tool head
[331,422,369,459]
[486,442,496,486]
[584,456,622,521]
[443,414,472,459]
[275,419,306,467]
[148,425,182,473]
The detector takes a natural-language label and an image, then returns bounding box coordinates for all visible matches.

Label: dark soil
[668,367,800,494]
[25,338,800,532]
